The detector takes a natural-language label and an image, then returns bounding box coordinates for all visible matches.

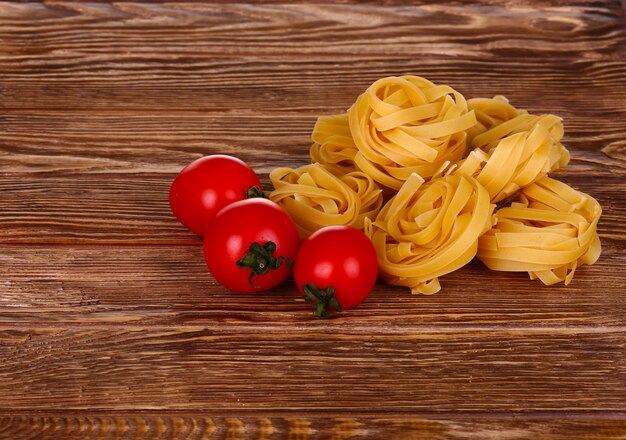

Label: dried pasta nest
[310,113,358,175]
[437,96,571,203]
[477,177,602,285]
[366,173,495,294]
[269,163,383,239]
[348,76,477,190]
[448,122,569,203]
[466,95,524,145]
[271,75,602,294]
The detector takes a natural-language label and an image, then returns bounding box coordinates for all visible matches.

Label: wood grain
[0,327,624,410]
[0,113,311,174]
[1,2,624,57]
[1,415,626,440]
[0,2,625,110]
[0,245,624,327]
[1,0,625,437]
[0,112,625,174]
[0,173,623,244]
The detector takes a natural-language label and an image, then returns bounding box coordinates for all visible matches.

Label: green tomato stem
[245,186,267,199]
[236,241,291,287]
[303,283,343,319]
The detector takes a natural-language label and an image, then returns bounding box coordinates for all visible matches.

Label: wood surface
[1,0,625,438]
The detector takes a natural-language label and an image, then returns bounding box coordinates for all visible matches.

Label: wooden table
[1,1,625,438]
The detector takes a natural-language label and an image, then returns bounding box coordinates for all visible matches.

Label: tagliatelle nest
[272,75,602,294]
[269,163,383,239]
[366,173,495,294]
[348,76,477,190]
[477,176,602,285]
[310,113,358,175]
[448,121,569,203]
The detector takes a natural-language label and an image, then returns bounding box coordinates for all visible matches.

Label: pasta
[450,123,570,203]
[310,113,358,175]
[348,76,477,190]
[466,95,524,145]
[269,75,602,294]
[467,95,570,173]
[269,163,383,239]
[472,112,569,171]
[366,173,495,294]
[435,95,571,203]
[477,176,601,285]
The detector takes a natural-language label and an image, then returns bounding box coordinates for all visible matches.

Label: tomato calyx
[236,241,292,287]
[302,283,343,319]
[245,186,267,199]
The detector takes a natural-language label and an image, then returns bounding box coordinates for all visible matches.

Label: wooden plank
[0,173,622,244]
[0,414,625,440]
[1,59,625,112]
[0,113,311,174]
[1,2,623,59]
[1,58,625,113]
[0,242,624,326]
[0,2,624,111]
[0,111,625,174]
[0,327,624,411]
[0,0,624,431]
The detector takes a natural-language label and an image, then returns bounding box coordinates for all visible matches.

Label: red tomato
[169,155,262,236]
[293,226,378,318]
[204,198,299,293]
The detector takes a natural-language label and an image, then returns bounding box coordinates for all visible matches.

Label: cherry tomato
[204,198,299,293]
[293,226,378,318]
[169,155,262,236]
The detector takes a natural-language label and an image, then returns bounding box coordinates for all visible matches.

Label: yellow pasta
[348,76,477,190]
[466,95,524,146]
[269,163,383,239]
[310,113,358,175]
[477,176,601,285]
[366,173,495,294]
[268,75,603,296]
[431,95,571,203]
[450,123,569,203]
[470,111,570,172]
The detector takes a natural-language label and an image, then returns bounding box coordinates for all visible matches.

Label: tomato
[293,226,378,318]
[204,198,299,293]
[169,155,262,236]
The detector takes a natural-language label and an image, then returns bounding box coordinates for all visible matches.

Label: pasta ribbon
[469,95,569,167]
[436,96,571,203]
[466,95,524,145]
[468,96,570,173]
[366,173,495,294]
[472,112,569,169]
[310,113,358,175]
[451,123,570,203]
[269,163,383,239]
[477,177,602,285]
[348,76,477,190]
[269,75,603,295]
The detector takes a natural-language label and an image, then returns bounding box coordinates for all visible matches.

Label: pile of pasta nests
[268,76,602,295]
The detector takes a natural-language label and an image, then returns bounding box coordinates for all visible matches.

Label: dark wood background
[1,1,625,438]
